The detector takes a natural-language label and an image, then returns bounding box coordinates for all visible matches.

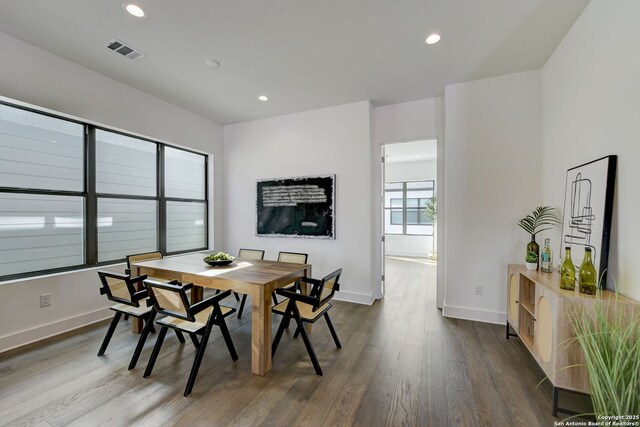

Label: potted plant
[517,206,560,268]
[566,296,640,418]
[525,251,539,271]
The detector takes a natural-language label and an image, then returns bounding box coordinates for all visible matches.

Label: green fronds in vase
[517,206,561,236]
[566,298,640,417]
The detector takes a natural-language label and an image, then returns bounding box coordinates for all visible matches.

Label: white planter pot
[525,262,538,271]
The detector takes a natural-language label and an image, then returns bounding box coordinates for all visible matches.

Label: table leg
[251,287,272,376]
[131,265,144,334]
[191,286,203,303]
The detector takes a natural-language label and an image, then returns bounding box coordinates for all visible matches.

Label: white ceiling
[385,139,437,163]
[0,0,589,124]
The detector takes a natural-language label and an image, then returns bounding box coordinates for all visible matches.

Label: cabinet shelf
[520,301,535,317]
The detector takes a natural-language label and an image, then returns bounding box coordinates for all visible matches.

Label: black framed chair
[271,268,342,376]
[143,279,238,397]
[97,271,171,370]
[272,251,309,305]
[234,248,265,318]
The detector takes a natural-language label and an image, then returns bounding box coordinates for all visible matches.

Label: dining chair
[234,248,265,318]
[271,268,342,375]
[143,279,238,397]
[125,251,163,275]
[97,271,173,370]
[272,251,309,305]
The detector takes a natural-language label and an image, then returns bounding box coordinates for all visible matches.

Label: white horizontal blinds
[0,104,83,191]
[97,198,157,262]
[166,201,206,252]
[95,130,156,196]
[0,193,84,276]
[164,147,205,200]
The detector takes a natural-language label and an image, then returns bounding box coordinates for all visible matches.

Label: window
[0,101,208,280]
[384,180,435,235]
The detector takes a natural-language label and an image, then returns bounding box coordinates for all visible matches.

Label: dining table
[130,252,311,376]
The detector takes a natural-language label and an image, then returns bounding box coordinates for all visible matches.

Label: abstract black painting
[257,175,335,239]
[561,155,617,290]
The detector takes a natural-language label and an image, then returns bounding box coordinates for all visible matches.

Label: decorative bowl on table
[203,252,235,267]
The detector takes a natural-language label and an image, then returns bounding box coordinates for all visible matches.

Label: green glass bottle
[526,234,539,266]
[579,247,597,295]
[560,246,575,290]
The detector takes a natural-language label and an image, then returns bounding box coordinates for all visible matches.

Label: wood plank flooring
[0,257,589,426]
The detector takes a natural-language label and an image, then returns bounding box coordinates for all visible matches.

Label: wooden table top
[132,252,310,287]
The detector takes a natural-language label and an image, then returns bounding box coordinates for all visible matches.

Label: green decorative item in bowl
[204,252,235,267]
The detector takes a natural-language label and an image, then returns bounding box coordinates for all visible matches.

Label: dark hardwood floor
[0,257,588,426]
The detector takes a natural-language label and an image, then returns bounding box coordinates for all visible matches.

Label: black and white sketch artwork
[561,156,617,290]
[256,175,335,239]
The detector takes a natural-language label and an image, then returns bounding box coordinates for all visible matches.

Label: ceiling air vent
[105,39,146,61]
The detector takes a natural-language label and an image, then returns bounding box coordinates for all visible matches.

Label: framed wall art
[256,175,335,239]
[560,155,617,290]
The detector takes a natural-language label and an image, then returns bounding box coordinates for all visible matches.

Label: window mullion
[86,126,98,265]
[158,144,166,254]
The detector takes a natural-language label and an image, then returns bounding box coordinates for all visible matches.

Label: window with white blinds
[97,198,158,262]
[165,147,205,200]
[0,193,84,277]
[166,201,206,253]
[0,101,208,281]
[96,130,156,196]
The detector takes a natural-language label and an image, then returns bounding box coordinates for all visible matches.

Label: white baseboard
[442,304,506,325]
[0,307,112,354]
[334,290,375,305]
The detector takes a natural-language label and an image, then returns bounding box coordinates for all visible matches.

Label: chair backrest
[98,271,139,306]
[238,248,265,260]
[126,251,163,271]
[277,251,308,264]
[144,279,193,321]
[313,269,342,304]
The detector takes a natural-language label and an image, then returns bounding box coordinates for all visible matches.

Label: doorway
[381,139,437,303]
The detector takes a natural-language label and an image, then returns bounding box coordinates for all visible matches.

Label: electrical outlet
[474,285,483,296]
[40,294,51,307]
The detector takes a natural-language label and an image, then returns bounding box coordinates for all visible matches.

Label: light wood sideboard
[506,264,638,417]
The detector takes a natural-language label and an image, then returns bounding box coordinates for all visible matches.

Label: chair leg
[324,313,342,349]
[237,294,248,319]
[293,324,302,339]
[143,326,168,378]
[97,312,122,356]
[184,322,215,396]
[189,333,200,348]
[272,292,279,306]
[233,292,241,302]
[128,311,156,370]
[174,330,185,343]
[295,316,322,376]
[272,313,290,357]
[217,318,238,361]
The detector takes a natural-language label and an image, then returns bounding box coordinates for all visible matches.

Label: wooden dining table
[130,252,311,376]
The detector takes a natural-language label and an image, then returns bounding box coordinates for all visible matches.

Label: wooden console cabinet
[506,264,637,416]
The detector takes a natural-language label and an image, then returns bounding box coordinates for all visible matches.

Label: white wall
[0,32,223,352]
[542,0,640,301]
[223,101,374,304]
[444,70,542,324]
[371,98,444,303]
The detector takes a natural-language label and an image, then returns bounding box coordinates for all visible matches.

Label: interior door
[381,145,386,296]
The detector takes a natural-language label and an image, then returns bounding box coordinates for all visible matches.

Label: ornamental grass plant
[566,296,640,417]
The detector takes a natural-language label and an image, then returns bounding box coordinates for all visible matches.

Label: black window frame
[384,180,435,236]
[0,100,209,281]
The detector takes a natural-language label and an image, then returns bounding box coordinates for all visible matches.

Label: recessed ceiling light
[205,59,220,69]
[258,95,269,102]
[425,33,441,45]
[123,3,147,18]
[417,154,422,158]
